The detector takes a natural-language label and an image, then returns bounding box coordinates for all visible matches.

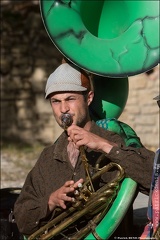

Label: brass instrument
[28,114,125,240]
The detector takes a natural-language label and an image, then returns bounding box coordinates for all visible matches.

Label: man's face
[50,91,94,128]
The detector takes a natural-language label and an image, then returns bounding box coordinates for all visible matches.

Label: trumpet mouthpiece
[61,113,73,129]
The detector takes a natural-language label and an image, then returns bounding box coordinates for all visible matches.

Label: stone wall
[120,67,159,150]
[1,1,159,150]
[1,1,63,145]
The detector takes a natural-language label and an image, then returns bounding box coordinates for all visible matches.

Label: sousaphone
[29,0,159,239]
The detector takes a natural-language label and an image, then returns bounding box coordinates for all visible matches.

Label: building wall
[1,2,159,150]
[120,68,159,150]
[1,3,63,145]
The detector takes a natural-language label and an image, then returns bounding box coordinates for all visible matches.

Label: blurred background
[1,0,159,188]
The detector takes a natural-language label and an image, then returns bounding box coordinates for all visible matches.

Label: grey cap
[45,63,91,99]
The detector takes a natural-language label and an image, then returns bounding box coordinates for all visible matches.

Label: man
[14,62,155,239]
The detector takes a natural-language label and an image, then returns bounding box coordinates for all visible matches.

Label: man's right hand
[48,179,84,211]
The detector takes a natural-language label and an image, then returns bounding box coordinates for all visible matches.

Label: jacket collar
[53,130,69,162]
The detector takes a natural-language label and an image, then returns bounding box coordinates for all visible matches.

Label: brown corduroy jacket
[14,121,154,238]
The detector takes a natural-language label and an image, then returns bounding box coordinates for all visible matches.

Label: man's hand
[48,179,84,212]
[67,125,117,153]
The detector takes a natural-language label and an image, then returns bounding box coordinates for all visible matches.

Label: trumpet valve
[78,182,83,188]
[74,190,79,196]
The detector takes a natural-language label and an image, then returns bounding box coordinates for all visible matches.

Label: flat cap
[45,63,91,99]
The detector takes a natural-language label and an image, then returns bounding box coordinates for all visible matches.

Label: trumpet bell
[40,0,159,77]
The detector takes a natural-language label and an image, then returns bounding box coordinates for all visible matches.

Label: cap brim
[45,84,87,98]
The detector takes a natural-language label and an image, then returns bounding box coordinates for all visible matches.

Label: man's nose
[60,102,69,113]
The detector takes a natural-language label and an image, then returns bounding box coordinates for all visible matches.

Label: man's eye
[68,97,75,101]
[51,100,59,104]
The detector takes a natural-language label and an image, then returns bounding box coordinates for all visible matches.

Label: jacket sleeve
[96,119,154,195]
[13,149,55,236]
[106,144,155,195]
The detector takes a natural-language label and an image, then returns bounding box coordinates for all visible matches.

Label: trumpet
[28,114,125,240]
[61,113,95,192]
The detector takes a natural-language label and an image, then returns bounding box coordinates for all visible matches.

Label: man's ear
[87,91,94,106]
